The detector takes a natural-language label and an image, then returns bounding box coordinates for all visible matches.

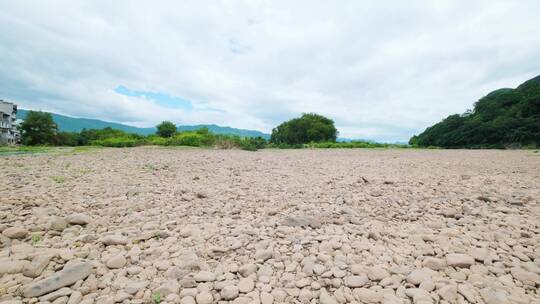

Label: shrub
[91,137,144,147]
[167,132,204,147]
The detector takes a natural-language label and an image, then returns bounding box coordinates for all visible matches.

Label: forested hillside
[410,75,540,148]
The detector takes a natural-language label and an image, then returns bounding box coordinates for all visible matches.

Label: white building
[0,100,20,145]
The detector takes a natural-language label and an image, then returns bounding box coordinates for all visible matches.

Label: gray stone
[23,262,93,297]
[23,254,53,278]
[480,287,508,304]
[65,214,91,225]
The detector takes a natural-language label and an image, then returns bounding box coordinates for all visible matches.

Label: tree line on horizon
[14,111,346,150]
[12,74,539,150]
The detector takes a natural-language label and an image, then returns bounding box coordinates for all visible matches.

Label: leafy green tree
[271,113,338,145]
[411,75,540,148]
[20,111,58,145]
[156,121,177,138]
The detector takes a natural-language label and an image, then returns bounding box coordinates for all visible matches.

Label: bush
[91,137,144,147]
[55,132,81,146]
[166,132,205,147]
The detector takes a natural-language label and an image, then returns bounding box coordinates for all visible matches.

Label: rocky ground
[1,147,539,304]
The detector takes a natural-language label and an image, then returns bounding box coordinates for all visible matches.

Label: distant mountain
[410,75,540,148]
[17,109,270,139]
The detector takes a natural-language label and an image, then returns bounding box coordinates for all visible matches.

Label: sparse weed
[31,234,42,246]
[152,292,162,304]
[51,176,65,183]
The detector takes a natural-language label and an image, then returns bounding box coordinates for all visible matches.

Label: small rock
[254,249,273,261]
[40,287,72,302]
[106,254,126,269]
[65,213,91,225]
[422,258,446,270]
[195,292,213,304]
[155,280,180,296]
[67,291,83,304]
[23,254,53,278]
[194,271,216,282]
[260,291,274,304]
[2,227,28,239]
[344,275,369,288]
[480,287,508,304]
[101,235,128,246]
[353,288,382,303]
[367,266,390,281]
[437,285,457,302]
[319,289,338,304]
[407,269,432,285]
[49,217,68,232]
[238,277,254,293]
[446,253,474,268]
[221,285,239,300]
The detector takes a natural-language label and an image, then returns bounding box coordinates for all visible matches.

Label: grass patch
[51,176,66,183]
[31,234,42,246]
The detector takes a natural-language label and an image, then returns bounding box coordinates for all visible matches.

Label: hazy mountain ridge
[17,109,271,139]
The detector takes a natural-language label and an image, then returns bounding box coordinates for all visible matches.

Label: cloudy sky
[1,1,539,141]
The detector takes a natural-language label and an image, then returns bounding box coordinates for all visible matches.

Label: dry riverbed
[1,147,539,304]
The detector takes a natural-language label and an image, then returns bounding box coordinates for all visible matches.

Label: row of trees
[17,111,340,148]
[410,75,540,148]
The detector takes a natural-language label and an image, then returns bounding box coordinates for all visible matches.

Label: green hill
[17,109,270,139]
[410,75,540,148]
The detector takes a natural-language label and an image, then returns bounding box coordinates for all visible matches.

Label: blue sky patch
[114,85,193,110]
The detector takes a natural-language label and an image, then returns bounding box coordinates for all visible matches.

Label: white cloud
[1,0,539,141]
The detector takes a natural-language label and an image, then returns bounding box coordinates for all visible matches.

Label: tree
[20,111,58,145]
[271,113,338,145]
[410,75,540,148]
[156,121,177,138]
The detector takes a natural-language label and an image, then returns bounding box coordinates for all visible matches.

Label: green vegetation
[152,292,162,304]
[31,234,42,246]
[156,121,176,138]
[271,113,338,145]
[20,111,58,145]
[411,75,540,148]
[309,141,410,149]
[51,176,66,183]
[15,111,410,151]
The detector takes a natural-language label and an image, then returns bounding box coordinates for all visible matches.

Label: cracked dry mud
[1,148,539,304]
